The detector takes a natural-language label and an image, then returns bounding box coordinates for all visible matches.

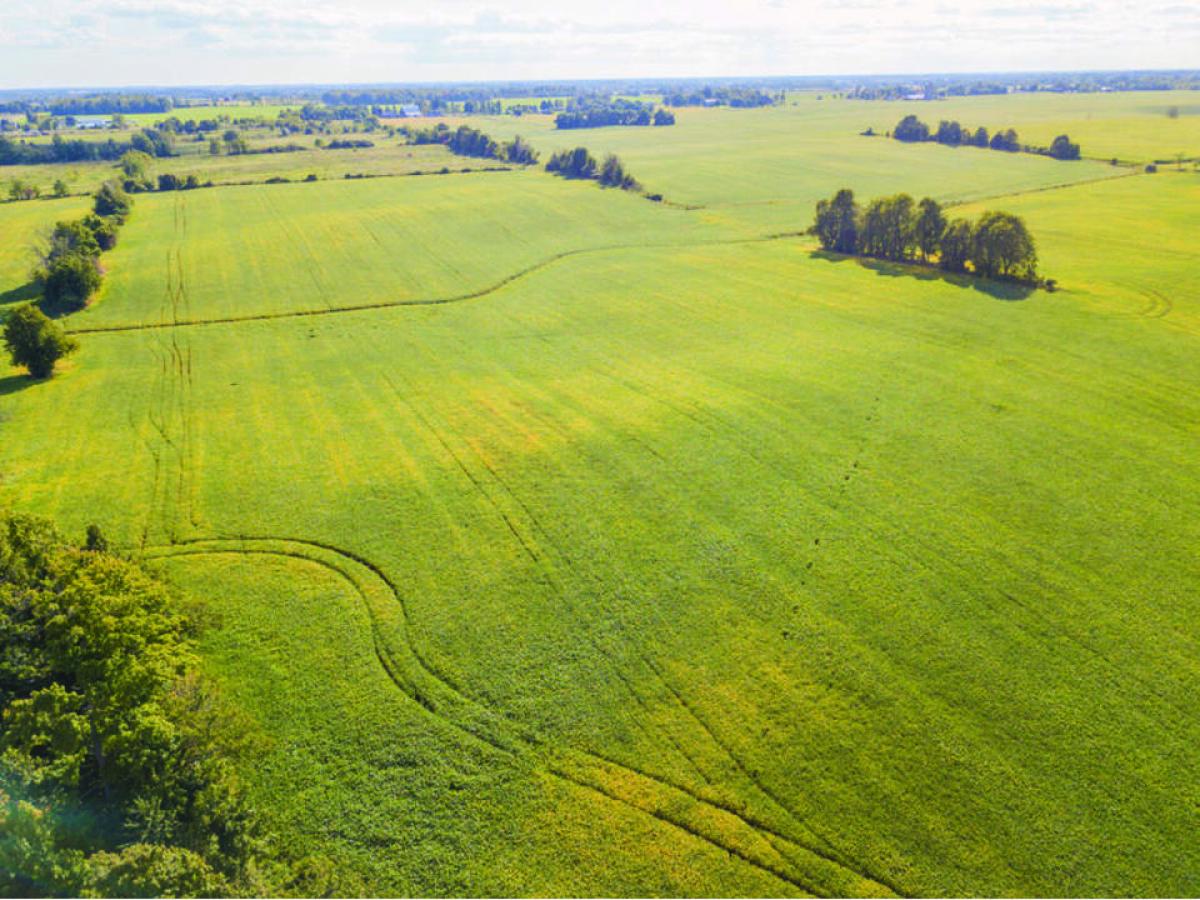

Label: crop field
[456,102,1125,232]
[0,194,91,307]
[0,133,456,196]
[2,94,1199,896]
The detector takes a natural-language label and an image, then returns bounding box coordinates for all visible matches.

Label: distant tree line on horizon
[888,114,1081,160]
[554,99,675,129]
[663,87,782,108]
[811,188,1042,286]
[0,128,175,166]
[843,70,1200,101]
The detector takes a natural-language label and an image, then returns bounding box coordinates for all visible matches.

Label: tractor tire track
[144,536,891,896]
[371,374,902,895]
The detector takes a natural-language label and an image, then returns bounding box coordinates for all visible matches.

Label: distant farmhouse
[75,115,112,129]
[401,104,422,117]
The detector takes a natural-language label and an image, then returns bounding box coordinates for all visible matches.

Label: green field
[445,103,1125,232]
[0,132,454,196]
[2,93,1199,895]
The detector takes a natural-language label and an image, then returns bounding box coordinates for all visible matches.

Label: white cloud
[0,0,1192,88]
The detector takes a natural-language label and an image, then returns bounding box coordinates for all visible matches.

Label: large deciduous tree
[812,188,860,254]
[3,305,78,378]
[972,211,1038,281]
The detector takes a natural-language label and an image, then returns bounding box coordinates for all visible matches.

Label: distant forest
[1,70,1194,117]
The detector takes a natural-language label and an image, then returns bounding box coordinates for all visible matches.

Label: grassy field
[0,133,453,196]
[2,94,1198,895]
[0,194,92,308]
[852,90,1200,164]
[453,104,1124,232]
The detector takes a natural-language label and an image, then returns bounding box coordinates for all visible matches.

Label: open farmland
[445,101,1126,232]
[2,89,1199,896]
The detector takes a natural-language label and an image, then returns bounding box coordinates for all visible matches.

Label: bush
[41,253,102,311]
[597,154,639,190]
[2,305,78,378]
[94,181,131,220]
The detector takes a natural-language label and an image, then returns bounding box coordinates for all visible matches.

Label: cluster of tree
[546,147,640,190]
[890,115,1080,160]
[0,127,174,166]
[554,99,676,129]
[811,189,1040,284]
[324,138,374,150]
[0,516,345,897]
[6,178,70,202]
[663,87,780,107]
[24,182,132,322]
[45,94,174,115]
[407,124,540,165]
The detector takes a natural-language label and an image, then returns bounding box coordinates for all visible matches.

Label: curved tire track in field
[65,234,806,336]
[143,536,900,898]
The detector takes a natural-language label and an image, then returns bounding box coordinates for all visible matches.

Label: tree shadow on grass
[0,373,39,399]
[0,282,40,309]
[809,250,1036,301]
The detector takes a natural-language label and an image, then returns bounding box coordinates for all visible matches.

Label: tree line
[0,515,344,896]
[407,124,540,165]
[664,87,780,107]
[890,115,1081,160]
[2,181,134,381]
[811,188,1041,284]
[545,147,641,190]
[554,100,675,129]
[0,128,176,167]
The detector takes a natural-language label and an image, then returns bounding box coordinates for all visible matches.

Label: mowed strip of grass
[2,170,1198,893]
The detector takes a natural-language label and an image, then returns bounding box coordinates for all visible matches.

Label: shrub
[41,253,102,311]
[94,181,131,220]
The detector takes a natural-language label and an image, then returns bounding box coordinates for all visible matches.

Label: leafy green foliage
[812,188,1039,283]
[2,305,77,378]
[812,188,860,254]
[93,182,131,221]
[0,515,332,897]
[972,210,1038,280]
[545,146,598,179]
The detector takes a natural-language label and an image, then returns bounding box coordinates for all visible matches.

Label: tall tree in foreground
[0,516,340,897]
[3,305,78,379]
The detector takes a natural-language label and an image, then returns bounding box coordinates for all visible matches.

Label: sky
[1,0,1197,90]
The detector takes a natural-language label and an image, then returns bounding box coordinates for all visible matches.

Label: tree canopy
[811,189,1040,285]
[0,516,336,897]
[2,306,78,379]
